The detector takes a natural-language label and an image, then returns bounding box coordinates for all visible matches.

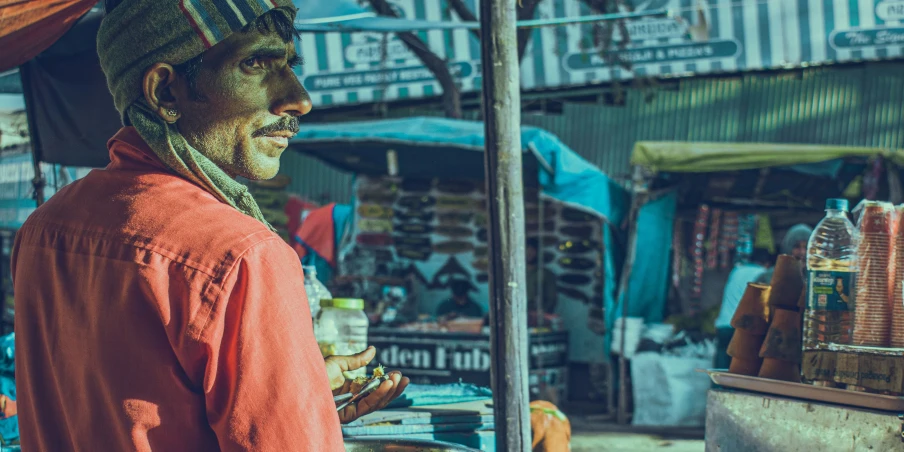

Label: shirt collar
[106,127,168,172]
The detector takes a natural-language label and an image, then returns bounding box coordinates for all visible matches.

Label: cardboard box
[803,346,904,393]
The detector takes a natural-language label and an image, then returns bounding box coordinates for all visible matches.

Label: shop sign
[830,26,904,49]
[563,39,741,72]
[304,61,477,91]
[369,329,569,386]
[876,0,904,20]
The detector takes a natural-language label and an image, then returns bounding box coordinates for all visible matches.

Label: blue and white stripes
[297,0,904,107]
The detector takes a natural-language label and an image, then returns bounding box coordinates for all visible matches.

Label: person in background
[755,223,812,285]
[713,249,775,369]
[437,279,484,319]
[526,238,559,322]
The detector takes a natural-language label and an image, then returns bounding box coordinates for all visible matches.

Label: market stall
[290,116,628,405]
[617,141,904,428]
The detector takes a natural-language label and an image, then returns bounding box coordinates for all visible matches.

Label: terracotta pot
[729,357,763,376]
[727,330,766,360]
[758,357,801,382]
[759,308,803,363]
[766,255,804,310]
[730,283,772,334]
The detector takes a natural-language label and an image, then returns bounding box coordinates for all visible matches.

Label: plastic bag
[630,350,713,427]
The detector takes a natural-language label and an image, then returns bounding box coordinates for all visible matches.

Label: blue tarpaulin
[614,192,677,351]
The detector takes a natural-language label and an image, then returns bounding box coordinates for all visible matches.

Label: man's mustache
[253,117,300,137]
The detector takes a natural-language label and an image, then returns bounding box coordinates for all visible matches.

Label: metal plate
[395,223,433,234]
[395,209,434,222]
[703,369,904,412]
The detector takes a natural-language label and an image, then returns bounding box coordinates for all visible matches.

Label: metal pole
[18,63,46,207]
[615,165,648,425]
[479,0,530,447]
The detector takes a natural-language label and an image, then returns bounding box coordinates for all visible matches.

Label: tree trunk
[447,0,541,61]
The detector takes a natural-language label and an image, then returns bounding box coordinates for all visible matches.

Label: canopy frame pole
[18,63,46,207]
[615,165,648,424]
[479,0,530,447]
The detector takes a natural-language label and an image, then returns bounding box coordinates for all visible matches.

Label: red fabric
[293,203,337,267]
[12,128,344,451]
[0,0,96,72]
[284,195,316,243]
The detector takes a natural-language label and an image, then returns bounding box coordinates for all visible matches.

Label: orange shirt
[11,128,344,451]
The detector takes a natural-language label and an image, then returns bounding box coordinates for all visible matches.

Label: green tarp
[630,141,904,173]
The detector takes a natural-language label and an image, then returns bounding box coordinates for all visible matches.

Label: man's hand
[324,347,410,424]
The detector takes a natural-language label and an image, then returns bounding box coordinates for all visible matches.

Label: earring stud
[166,108,178,117]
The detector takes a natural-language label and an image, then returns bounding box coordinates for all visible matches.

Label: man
[12,1,406,450]
[436,279,484,319]
[755,223,813,285]
[713,249,774,369]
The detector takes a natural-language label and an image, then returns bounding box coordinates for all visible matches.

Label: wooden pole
[479,0,530,448]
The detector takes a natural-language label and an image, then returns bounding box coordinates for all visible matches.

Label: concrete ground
[571,432,705,452]
[568,416,705,452]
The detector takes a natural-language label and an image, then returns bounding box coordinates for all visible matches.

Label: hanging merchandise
[862,157,883,201]
[672,219,684,291]
[754,214,776,255]
[690,205,710,299]
[735,214,756,264]
[705,209,722,270]
[720,212,739,270]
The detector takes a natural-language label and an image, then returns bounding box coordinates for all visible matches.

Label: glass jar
[315,298,369,378]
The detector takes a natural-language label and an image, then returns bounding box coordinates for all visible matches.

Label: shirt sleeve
[200,238,344,452]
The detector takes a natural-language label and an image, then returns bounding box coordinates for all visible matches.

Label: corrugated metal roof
[281,62,904,202]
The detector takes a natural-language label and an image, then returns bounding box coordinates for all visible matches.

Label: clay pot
[766,255,804,310]
[727,330,766,360]
[729,357,763,376]
[730,283,772,334]
[759,308,803,363]
[758,357,801,382]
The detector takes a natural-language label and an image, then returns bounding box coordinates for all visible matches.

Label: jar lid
[320,298,364,310]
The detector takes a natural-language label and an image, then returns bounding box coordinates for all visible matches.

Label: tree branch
[367,0,462,118]
[516,0,542,61]
[446,0,481,41]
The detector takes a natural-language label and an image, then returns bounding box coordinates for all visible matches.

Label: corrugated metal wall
[282,62,904,202]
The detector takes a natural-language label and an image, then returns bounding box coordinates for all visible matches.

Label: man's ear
[142,63,181,123]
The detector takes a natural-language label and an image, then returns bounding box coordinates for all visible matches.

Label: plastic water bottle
[303,266,332,319]
[805,198,856,350]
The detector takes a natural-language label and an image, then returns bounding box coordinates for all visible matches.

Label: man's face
[171,27,311,180]
[792,241,807,260]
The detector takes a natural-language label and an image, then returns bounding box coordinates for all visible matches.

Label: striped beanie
[97,0,297,117]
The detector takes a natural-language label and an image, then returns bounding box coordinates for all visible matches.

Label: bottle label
[807,270,855,311]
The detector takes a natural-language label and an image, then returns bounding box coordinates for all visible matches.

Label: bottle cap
[825,198,848,212]
[321,298,365,310]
